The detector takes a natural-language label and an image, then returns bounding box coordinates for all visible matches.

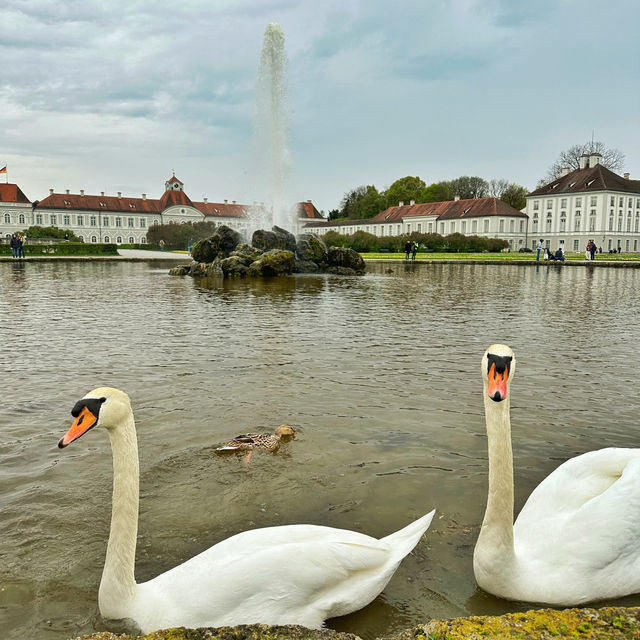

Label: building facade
[525,154,640,254]
[0,174,325,243]
[305,197,529,250]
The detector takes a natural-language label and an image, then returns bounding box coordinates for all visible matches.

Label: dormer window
[64,200,71,205]
[129,203,136,209]
[463,207,471,214]
[100,202,106,207]
[586,179,595,186]
[568,182,576,187]
[551,183,559,189]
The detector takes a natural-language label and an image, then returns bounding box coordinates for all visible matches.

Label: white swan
[58,387,435,633]
[473,344,640,605]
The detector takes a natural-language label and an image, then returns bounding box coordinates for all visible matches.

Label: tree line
[330,175,529,221]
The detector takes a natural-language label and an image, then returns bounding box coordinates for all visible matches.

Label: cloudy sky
[2,0,639,213]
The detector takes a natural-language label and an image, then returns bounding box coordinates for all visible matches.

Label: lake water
[2,260,640,640]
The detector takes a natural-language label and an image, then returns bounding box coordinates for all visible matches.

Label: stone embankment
[69,607,640,640]
[169,226,365,278]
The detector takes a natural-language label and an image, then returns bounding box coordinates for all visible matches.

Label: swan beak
[487,362,508,402]
[58,406,98,448]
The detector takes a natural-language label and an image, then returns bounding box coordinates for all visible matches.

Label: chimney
[224,199,228,204]
[49,188,54,195]
[101,191,105,196]
[579,154,589,170]
[561,167,570,176]
[624,172,630,180]
[65,189,70,194]
[203,197,208,204]
[117,192,122,198]
[80,189,85,196]
[409,199,415,206]
[142,193,146,200]
[454,195,460,201]
[232,200,236,204]
[307,199,312,203]
[398,201,404,207]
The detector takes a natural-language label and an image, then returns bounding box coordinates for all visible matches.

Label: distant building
[526,153,640,253]
[305,197,529,251]
[0,174,322,243]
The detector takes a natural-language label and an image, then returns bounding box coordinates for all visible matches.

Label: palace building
[0,173,325,243]
[525,153,640,254]
[306,197,530,251]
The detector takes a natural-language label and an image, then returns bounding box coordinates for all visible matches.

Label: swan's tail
[380,509,435,559]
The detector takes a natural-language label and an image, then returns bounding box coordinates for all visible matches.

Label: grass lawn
[361,252,640,261]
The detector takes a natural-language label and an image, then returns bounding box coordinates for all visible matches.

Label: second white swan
[58,387,435,633]
[474,344,640,604]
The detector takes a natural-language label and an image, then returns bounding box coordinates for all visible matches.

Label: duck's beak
[487,362,508,402]
[58,406,99,448]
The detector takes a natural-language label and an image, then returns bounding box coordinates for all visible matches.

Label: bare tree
[488,178,510,198]
[540,141,625,185]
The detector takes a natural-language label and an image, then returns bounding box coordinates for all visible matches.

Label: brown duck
[216,425,296,463]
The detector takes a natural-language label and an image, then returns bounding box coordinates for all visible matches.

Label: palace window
[103,217,109,227]
[590,196,597,207]
[620,197,624,207]
[90,216,97,227]
[417,223,422,232]
[559,214,566,231]
[519,220,524,233]
[589,213,596,231]
[609,217,614,231]
[627,215,632,232]
[533,201,539,210]
[471,220,477,233]
[560,198,567,208]
[574,240,579,251]
[141,237,147,244]
[128,218,134,227]
[611,196,615,206]
[629,198,633,209]
[574,212,581,231]
[129,236,134,243]
[104,236,110,243]
[64,215,70,225]
[115,217,122,227]
[575,197,582,208]
[546,200,553,209]
[618,217,623,231]
[460,221,465,233]
[50,215,57,225]
[406,223,411,233]
[78,216,84,226]
[397,224,401,234]
[509,219,514,233]
[78,235,84,242]
[153,219,159,226]
[450,221,456,233]
[116,236,122,244]
[440,223,445,234]
[19,214,25,224]
[91,236,97,243]
[636,215,640,232]
[4,214,10,223]
[483,219,489,232]
[36,214,43,224]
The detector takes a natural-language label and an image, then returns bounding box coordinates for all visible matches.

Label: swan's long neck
[476,387,515,566]
[99,411,139,612]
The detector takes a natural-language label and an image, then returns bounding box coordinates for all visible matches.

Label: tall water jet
[250,23,295,234]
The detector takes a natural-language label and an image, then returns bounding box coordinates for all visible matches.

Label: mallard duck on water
[216,425,296,462]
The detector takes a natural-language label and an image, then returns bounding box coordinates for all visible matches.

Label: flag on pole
[0,166,7,174]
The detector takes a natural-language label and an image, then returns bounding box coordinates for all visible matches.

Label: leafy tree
[421,181,454,203]
[147,221,219,250]
[21,225,80,241]
[339,185,385,220]
[499,183,528,210]
[450,176,489,200]
[384,176,426,208]
[540,140,625,185]
[327,209,341,221]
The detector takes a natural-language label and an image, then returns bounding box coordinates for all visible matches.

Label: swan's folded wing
[515,449,640,564]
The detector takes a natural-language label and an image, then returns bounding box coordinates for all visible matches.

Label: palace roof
[296,201,324,220]
[529,165,640,197]
[0,183,31,204]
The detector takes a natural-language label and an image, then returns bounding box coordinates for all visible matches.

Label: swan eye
[487,354,512,375]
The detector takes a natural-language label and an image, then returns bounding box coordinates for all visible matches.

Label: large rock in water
[327,246,366,275]
[252,226,297,253]
[247,250,295,277]
[296,234,328,265]
[191,225,242,263]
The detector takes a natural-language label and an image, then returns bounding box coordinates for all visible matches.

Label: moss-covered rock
[66,608,640,640]
[232,244,264,263]
[191,226,242,263]
[247,250,295,277]
[296,234,327,265]
[168,265,191,276]
[326,247,365,274]
[220,256,250,278]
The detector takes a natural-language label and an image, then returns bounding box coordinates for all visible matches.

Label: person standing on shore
[589,240,596,261]
[411,242,418,260]
[536,239,543,261]
[17,233,25,258]
[404,240,411,260]
[10,234,19,258]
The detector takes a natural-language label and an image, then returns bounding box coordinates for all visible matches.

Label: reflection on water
[1,261,640,640]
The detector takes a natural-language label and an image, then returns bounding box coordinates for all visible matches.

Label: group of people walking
[9,233,26,258]
[404,240,418,260]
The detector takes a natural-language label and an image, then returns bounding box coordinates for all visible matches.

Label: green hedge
[119,243,161,251]
[322,230,509,253]
[0,242,119,256]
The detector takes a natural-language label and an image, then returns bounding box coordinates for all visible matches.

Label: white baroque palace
[0,174,325,243]
[525,153,640,254]
[306,197,530,251]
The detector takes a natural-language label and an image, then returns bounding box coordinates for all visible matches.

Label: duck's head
[275,425,296,437]
[58,387,131,448]
[481,344,515,403]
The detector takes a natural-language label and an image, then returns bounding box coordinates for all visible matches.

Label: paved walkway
[117,249,189,260]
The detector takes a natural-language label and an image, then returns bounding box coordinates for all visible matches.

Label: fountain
[249,23,296,235]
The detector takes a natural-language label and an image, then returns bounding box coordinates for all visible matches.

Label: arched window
[4,214,10,224]
[19,214,25,224]
[79,235,84,242]
[141,237,147,244]
[116,236,122,244]
[91,236,97,243]
[128,236,134,243]
[104,235,110,243]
